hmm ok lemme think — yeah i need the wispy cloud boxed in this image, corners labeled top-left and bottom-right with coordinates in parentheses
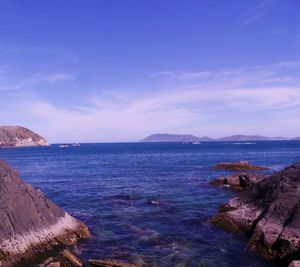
top-left (7, 85), bottom-right (300, 142)
top-left (30, 73), bottom-right (74, 83)
top-left (151, 61), bottom-right (300, 86)
top-left (0, 72), bottom-right (74, 91)
top-left (1, 61), bottom-right (299, 142)
top-left (239, 0), bottom-right (275, 28)
top-left (150, 70), bottom-right (212, 81)
top-left (240, 12), bottom-right (266, 27)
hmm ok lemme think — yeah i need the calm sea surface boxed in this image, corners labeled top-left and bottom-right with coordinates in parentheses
top-left (1, 141), bottom-right (300, 267)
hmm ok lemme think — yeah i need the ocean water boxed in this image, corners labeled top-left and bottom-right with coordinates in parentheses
top-left (1, 141), bottom-right (300, 267)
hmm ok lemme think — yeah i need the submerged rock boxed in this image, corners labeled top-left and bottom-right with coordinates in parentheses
top-left (211, 162), bottom-right (300, 265)
top-left (89, 259), bottom-right (142, 267)
top-left (214, 161), bottom-right (268, 171)
top-left (0, 126), bottom-right (49, 147)
top-left (0, 160), bottom-right (90, 267)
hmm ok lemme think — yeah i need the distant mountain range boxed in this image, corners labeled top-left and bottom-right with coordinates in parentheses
top-left (140, 133), bottom-right (296, 142)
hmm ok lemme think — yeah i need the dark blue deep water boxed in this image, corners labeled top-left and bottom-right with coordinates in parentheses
top-left (1, 141), bottom-right (300, 267)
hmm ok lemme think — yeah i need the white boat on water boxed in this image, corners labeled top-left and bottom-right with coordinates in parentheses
top-left (183, 141), bottom-right (201, 145)
top-left (59, 144), bottom-right (69, 148)
top-left (72, 143), bottom-right (80, 147)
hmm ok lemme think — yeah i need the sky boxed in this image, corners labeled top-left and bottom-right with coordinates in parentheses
top-left (0, 0), bottom-right (299, 143)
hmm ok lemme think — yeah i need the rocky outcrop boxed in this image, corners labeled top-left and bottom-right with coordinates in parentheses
top-left (214, 161), bottom-right (268, 171)
top-left (211, 162), bottom-right (300, 265)
top-left (0, 126), bottom-right (48, 147)
top-left (210, 172), bottom-right (267, 190)
top-left (0, 160), bottom-right (90, 267)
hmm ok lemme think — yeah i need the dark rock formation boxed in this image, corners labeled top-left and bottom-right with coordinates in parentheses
top-left (214, 161), bottom-right (268, 171)
top-left (0, 160), bottom-right (90, 267)
top-left (0, 126), bottom-right (49, 147)
top-left (89, 259), bottom-right (142, 267)
top-left (210, 172), bottom-right (267, 190)
top-left (211, 162), bottom-right (300, 265)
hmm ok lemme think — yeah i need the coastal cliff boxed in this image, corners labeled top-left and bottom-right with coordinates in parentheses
top-left (211, 162), bottom-right (300, 265)
top-left (0, 160), bottom-right (90, 267)
top-left (0, 126), bottom-right (48, 147)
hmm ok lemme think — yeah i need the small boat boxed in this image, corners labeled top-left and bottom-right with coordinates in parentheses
top-left (59, 144), bottom-right (69, 148)
top-left (183, 141), bottom-right (201, 144)
top-left (72, 143), bottom-right (80, 147)
top-left (192, 141), bottom-right (201, 145)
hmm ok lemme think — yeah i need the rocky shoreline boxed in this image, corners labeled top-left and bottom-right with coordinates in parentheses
top-left (210, 161), bottom-right (300, 266)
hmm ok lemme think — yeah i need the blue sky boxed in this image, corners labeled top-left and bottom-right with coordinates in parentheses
top-left (0, 0), bottom-right (299, 142)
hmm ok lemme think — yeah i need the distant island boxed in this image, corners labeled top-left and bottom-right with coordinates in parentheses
top-left (140, 133), bottom-right (211, 143)
top-left (0, 126), bottom-right (48, 147)
top-left (140, 133), bottom-right (296, 142)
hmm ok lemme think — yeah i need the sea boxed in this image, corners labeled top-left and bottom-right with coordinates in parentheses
top-left (0, 141), bottom-right (300, 267)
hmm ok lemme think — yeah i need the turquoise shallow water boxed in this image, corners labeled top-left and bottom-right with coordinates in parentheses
top-left (1, 141), bottom-right (300, 267)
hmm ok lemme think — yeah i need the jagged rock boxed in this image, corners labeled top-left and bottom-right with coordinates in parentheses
top-left (38, 257), bottom-right (60, 267)
top-left (214, 161), bottom-right (268, 171)
top-left (0, 126), bottom-right (49, 147)
top-left (89, 259), bottom-right (142, 267)
top-left (0, 160), bottom-right (90, 267)
top-left (38, 250), bottom-right (83, 267)
top-left (58, 250), bottom-right (83, 267)
top-left (210, 172), bottom-right (267, 190)
top-left (211, 162), bottom-right (300, 264)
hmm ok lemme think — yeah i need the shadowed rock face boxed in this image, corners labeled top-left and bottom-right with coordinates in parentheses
top-left (0, 160), bottom-right (90, 267)
top-left (0, 126), bottom-right (48, 147)
top-left (211, 162), bottom-right (300, 264)
top-left (210, 172), bottom-right (268, 190)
